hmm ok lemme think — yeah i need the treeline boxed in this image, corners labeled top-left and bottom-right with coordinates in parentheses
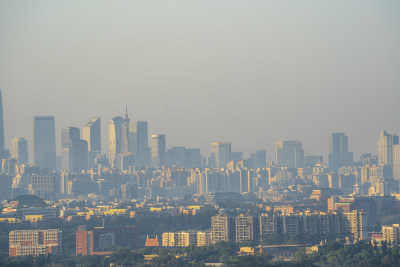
top-left (294, 241), bottom-right (400, 267)
top-left (3, 241), bottom-right (400, 266)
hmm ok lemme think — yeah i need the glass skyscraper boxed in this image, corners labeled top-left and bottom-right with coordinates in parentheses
top-left (34, 116), bottom-right (56, 170)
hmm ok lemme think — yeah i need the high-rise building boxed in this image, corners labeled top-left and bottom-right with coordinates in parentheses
top-left (61, 127), bottom-right (88, 172)
top-left (121, 108), bottom-right (130, 154)
top-left (275, 141), bottom-right (304, 168)
top-left (259, 213), bottom-right (278, 244)
top-left (239, 169), bottom-right (252, 194)
top-left (28, 174), bottom-right (56, 199)
top-left (250, 150), bottom-right (267, 169)
top-left (109, 116), bottom-right (124, 167)
top-left (393, 145), bottom-right (400, 181)
top-left (151, 134), bottom-right (166, 167)
top-left (11, 138), bottom-right (28, 164)
top-left (34, 116), bottom-right (56, 170)
top-left (382, 224), bottom-right (400, 245)
top-left (184, 148), bottom-right (201, 168)
top-left (129, 121), bottom-right (149, 167)
top-left (62, 127), bottom-right (80, 148)
top-left (0, 174), bottom-right (13, 200)
top-left (83, 117), bottom-right (101, 168)
top-left (82, 117), bottom-right (101, 153)
top-left (235, 214), bottom-right (256, 243)
top-left (9, 229), bottom-right (62, 257)
top-left (167, 146), bottom-right (185, 166)
top-left (210, 142), bottom-right (231, 168)
top-left (211, 214), bottom-right (235, 244)
top-left (328, 133), bottom-right (353, 172)
top-left (231, 152), bottom-right (243, 162)
top-left (378, 130), bottom-right (399, 166)
top-left (114, 152), bottom-right (135, 171)
top-left (343, 210), bottom-right (368, 241)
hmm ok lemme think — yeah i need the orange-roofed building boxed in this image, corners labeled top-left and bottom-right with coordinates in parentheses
top-left (145, 236), bottom-right (159, 247)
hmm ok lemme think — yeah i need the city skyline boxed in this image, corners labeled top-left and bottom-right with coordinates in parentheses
top-left (1, 2), bottom-right (400, 264)
top-left (0, 99), bottom-right (399, 162)
top-left (1, 1), bottom-right (399, 160)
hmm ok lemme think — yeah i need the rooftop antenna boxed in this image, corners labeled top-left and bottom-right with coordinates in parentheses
top-left (125, 104), bottom-right (128, 120)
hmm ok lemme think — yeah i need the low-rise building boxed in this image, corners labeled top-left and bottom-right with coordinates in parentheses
top-left (9, 229), bottom-right (62, 256)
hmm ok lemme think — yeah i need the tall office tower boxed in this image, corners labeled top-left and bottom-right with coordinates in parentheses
top-left (11, 138), bottom-right (28, 164)
top-left (250, 150), bottom-right (267, 169)
top-left (129, 121), bottom-right (149, 167)
top-left (378, 130), bottom-right (399, 166)
top-left (82, 117), bottom-right (101, 153)
top-left (151, 134), bottom-right (166, 167)
top-left (61, 127), bottom-right (79, 170)
top-left (275, 141), bottom-right (304, 168)
top-left (235, 214), bottom-right (256, 244)
top-left (210, 142), bottom-right (232, 168)
top-left (393, 145), bottom-right (400, 181)
top-left (211, 214), bottom-right (235, 244)
top-left (184, 148), bottom-right (201, 168)
top-left (34, 116), bottom-right (56, 170)
top-left (167, 146), bottom-right (185, 166)
top-left (61, 127), bottom-right (88, 172)
top-left (231, 152), bottom-right (243, 162)
top-left (109, 116), bottom-right (124, 166)
top-left (61, 127), bottom-right (80, 148)
top-left (83, 117), bottom-right (101, 168)
top-left (328, 133), bottom-right (353, 172)
top-left (70, 140), bottom-right (88, 172)
top-left (121, 108), bottom-right (130, 154)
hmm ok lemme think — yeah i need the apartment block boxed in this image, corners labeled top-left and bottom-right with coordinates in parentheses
top-left (9, 229), bottom-right (62, 256)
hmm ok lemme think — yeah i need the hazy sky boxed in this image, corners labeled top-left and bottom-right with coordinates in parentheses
top-left (0, 1), bottom-right (399, 161)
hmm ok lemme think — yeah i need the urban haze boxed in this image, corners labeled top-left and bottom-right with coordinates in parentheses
top-left (0, 1), bottom-right (400, 266)
top-left (1, 1), bottom-right (399, 160)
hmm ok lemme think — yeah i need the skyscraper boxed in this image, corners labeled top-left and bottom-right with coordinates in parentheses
top-left (61, 127), bottom-right (88, 172)
top-left (275, 141), bottom-right (304, 168)
top-left (393, 144), bottom-right (400, 181)
top-left (82, 117), bottom-right (101, 153)
top-left (250, 150), bottom-right (267, 169)
top-left (34, 116), bottom-right (56, 170)
top-left (151, 134), bottom-right (166, 167)
top-left (61, 127), bottom-right (80, 148)
top-left (121, 108), bottom-right (130, 154)
top-left (378, 130), bottom-right (399, 166)
top-left (11, 138), bottom-right (28, 164)
top-left (210, 142), bottom-right (231, 168)
top-left (167, 146), bottom-right (185, 166)
top-left (328, 133), bottom-right (353, 172)
top-left (61, 127), bottom-right (79, 171)
top-left (109, 116), bottom-right (124, 167)
top-left (184, 148), bottom-right (201, 168)
top-left (128, 121), bottom-right (149, 167)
